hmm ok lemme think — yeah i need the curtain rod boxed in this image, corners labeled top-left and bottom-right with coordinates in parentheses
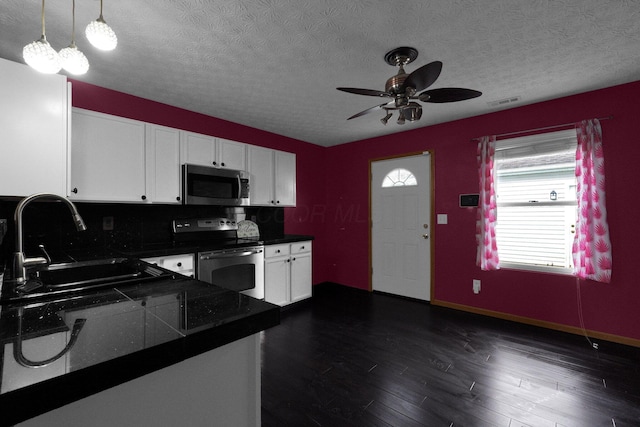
top-left (470, 115), bottom-right (613, 142)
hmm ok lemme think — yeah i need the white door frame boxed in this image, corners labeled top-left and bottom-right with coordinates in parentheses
top-left (369, 151), bottom-right (435, 299)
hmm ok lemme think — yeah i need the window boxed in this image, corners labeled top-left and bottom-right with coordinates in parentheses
top-left (495, 129), bottom-right (577, 273)
top-left (382, 168), bottom-right (417, 187)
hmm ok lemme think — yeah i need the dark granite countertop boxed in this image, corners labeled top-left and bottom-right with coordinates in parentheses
top-left (0, 275), bottom-right (280, 426)
top-left (116, 234), bottom-right (315, 258)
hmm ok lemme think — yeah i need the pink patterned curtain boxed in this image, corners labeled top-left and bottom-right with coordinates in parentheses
top-left (573, 119), bottom-right (612, 283)
top-left (476, 135), bottom-right (500, 270)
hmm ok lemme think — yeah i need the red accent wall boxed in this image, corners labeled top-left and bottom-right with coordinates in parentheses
top-left (71, 78), bottom-right (640, 343)
top-left (324, 80), bottom-right (640, 343)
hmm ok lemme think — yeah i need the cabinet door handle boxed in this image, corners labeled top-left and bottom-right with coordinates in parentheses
top-left (176, 196), bottom-right (181, 201)
top-left (141, 195), bottom-right (147, 200)
top-left (72, 188), bottom-right (78, 194)
top-left (292, 257), bottom-right (296, 261)
top-left (213, 161), bottom-right (217, 166)
top-left (177, 262), bottom-right (182, 267)
top-left (221, 162), bottom-right (225, 167)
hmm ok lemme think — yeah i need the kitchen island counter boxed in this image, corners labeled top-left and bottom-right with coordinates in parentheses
top-left (0, 276), bottom-right (280, 426)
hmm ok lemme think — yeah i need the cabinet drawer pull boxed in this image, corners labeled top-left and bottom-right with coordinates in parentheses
top-left (177, 262), bottom-right (182, 267)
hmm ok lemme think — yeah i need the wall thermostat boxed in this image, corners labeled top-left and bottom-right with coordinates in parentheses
top-left (459, 194), bottom-right (479, 207)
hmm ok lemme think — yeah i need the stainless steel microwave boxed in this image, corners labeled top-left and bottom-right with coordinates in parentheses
top-left (182, 164), bottom-right (250, 206)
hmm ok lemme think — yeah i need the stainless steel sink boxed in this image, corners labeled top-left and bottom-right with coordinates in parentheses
top-left (5, 258), bottom-right (175, 302)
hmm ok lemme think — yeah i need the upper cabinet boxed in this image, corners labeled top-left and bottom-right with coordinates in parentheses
top-left (67, 108), bottom-right (294, 206)
top-left (181, 132), bottom-right (246, 171)
top-left (247, 146), bottom-right (296, 206)
top-left (0, 58), bottom-right (69, 197)
top-left (145, 124), bottom-right (181, 203)
top-left (69, 109), bottom-right (147, 203)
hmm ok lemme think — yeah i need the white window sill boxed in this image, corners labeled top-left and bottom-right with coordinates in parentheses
top-left (498, 262), bottom-right (574, 276)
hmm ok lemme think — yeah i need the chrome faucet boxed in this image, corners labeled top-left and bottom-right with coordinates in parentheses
top-left (12, 193), bottom-right (87, 284)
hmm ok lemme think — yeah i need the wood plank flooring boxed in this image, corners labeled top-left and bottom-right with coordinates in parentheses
top-left (260, 283), bottom-right (640, 427)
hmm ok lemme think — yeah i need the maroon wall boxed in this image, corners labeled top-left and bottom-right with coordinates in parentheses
top-left (71, 78), bottom-right (640, 344)
top-left (70, 80), bottom-right (329, 285)
top-left (324, 81), bottom-right (640, 344)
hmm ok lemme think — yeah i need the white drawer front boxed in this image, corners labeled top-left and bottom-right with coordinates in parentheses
top-left (265, 244), bottom-right (290, 258)
top-left (163, 254), bottom-right (194, 271)
top-left (291, 241), bottom-right (311, 254)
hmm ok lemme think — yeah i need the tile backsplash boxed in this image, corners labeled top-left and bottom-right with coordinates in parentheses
top-left (0, 201), bottom-right (284, 265)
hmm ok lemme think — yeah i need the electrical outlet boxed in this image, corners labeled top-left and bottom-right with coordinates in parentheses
top-left (473, 279), bottom-right (481, 294)
top-left (102, 216), bottom-right (114, 231)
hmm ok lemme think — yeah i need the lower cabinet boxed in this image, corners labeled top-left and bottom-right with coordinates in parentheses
top-left (142, 254), bottom-right (195, 278)
top-left (264, 241), bottom-right (312, 306)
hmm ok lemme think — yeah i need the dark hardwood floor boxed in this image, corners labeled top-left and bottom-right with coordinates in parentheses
top-left (260, 283), bottom-right (640, 427)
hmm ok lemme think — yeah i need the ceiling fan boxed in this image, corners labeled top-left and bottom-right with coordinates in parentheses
top-left (337, 47), bottom-right (482, 125)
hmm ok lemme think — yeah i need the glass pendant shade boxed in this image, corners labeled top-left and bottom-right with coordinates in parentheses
top-left (23, 35), bottom-right (61, 74)
top-left (85, 17), bottom-right (117, 51)
top-left (59, 43), bottom-right (89, 75)
top-left (60, 0), bottom-right (89, 75)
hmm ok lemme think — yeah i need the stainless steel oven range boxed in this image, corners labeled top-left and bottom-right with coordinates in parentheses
top-left (172, 218), bottom-right (264, 299)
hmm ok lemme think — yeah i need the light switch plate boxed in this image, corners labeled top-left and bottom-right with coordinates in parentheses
top-left (437, 214), bottom-right (448, 224)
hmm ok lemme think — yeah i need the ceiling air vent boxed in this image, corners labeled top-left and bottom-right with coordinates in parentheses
top-left (487, 96), bottom-right (521, 108)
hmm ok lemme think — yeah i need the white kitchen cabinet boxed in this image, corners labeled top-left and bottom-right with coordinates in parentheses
top-left (247, 146), bottom-right (296, 206)
top-left (180, 132), bottom-right (246, 170)
top-left (264, 241), bottom-right (312, 306)
top-left (180, 132), bottom-right (216, 167)
top-left (217, 137), bottom-right (247, 170)
top-left (142, 253), bottom-right (195, 278)
top-left (247, 145), bottom-right (275, 205)
top-left (275, 150), bottom-right (296, 206)
top-left (0, 58), bottom-right (69, 197)
top-left (69, 109), bottom-right (147, 202)
top-left (145, 124), bottom-right (181, 204)
top-left (290, 242), bottom-right (312, 302)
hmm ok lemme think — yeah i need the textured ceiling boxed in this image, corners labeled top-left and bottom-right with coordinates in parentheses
top-left (1, 0), bottom-right (640, 147)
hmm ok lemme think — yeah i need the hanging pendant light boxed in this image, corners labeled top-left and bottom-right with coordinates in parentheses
top-left (59, 0), bottom-right (89, 75)
top-left (85, 0), bottom-right (117, 51)
top-left (23, 0), bottom-right (61, 74)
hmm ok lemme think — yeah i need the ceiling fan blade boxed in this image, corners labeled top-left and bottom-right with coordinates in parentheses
top-left (402, 61), bottom-right (442, 92)
top-left (419, 88), bottom-right (482, 103)
top-left (347, 102), bottom-right (393, 120)
top-left (337, 87), bottom-right (391, 97)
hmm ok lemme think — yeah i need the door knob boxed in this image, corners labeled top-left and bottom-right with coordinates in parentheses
top-left (422, 234), bottom-right (429, 239)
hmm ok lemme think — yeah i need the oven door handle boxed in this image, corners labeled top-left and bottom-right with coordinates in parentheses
top-left (201, 249), bottom-right (263, 260)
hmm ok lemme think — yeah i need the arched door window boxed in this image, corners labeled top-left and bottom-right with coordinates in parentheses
top-left (381, 168), bottom-right (418, 187)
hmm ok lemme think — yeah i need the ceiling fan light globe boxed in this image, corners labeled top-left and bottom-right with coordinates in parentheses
top-left (85, 18), bottom-right (117, 51)
top-left (23, 36), bottom-right (62, 74)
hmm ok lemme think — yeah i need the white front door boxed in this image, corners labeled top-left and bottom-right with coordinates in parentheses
top-left (371, 153), bottom-right (432, 301)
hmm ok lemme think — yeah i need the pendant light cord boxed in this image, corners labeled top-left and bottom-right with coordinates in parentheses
top-left (40, 0), bottom-right (46, 37)
top-left (71, 0), bottom-right (76, 44)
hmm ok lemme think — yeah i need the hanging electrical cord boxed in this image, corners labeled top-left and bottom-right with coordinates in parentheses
top-left (575, 277), bottom-right (600, 354)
